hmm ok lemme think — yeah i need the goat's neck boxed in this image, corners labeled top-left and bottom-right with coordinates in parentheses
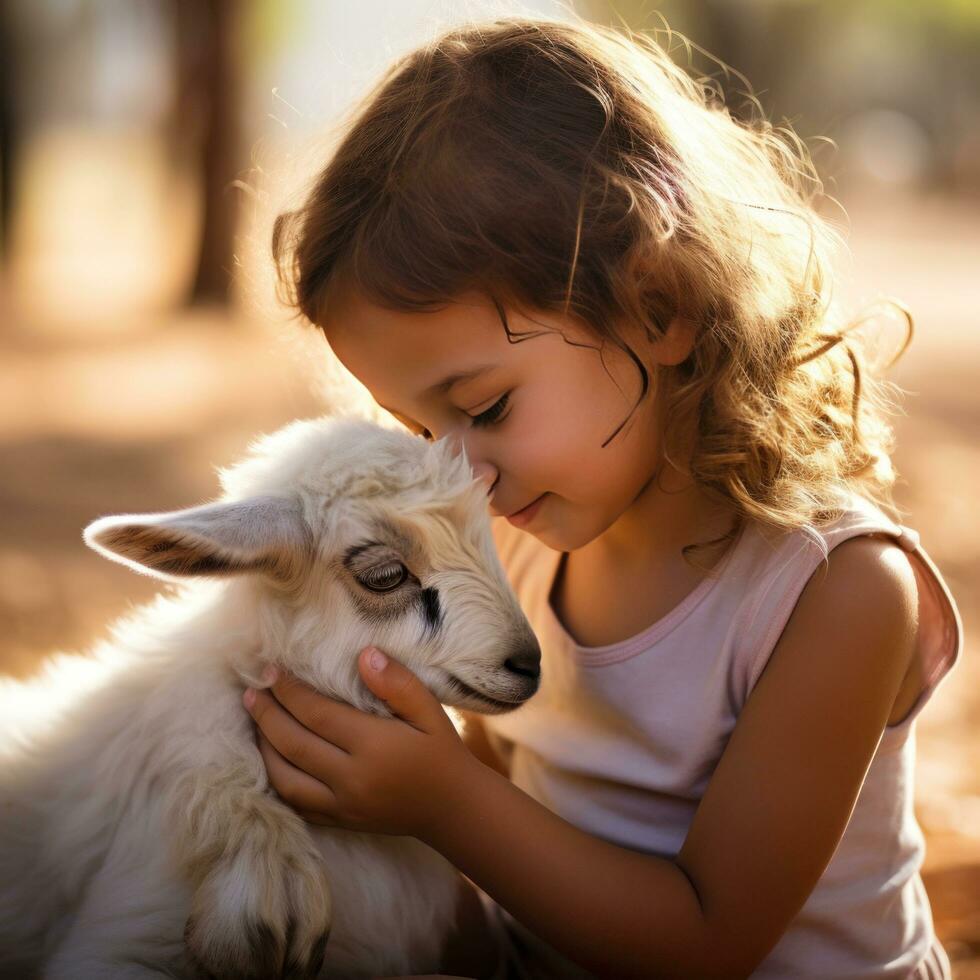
top-left (148, 578), bottom-right (384, 717)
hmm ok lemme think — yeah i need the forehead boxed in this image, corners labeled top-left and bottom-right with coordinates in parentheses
top-left (323, 284), bottom-right (514, 394)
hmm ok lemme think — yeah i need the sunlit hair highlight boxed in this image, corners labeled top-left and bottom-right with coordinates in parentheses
top-left (272, 15), bottom-right (913, 570)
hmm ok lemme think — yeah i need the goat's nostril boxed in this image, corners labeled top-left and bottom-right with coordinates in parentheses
top-left (504, 644), bottom-right (541, 680)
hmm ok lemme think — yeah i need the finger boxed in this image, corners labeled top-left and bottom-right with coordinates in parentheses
top-left (257, 730), bottom-right (339, 815)
top-left (267, 669), bottom-right (373, 751)
top-left (358, 647), bottom-right (448, 733)
top-left (247, 686), bottom-right (350, 783)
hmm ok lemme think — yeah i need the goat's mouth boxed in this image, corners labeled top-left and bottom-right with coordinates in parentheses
top-left (444, 673), bottom-right (527, 712)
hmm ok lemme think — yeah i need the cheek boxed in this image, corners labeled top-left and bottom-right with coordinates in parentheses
top-left (505, 410), bottom-right (615, 499)
top-left (507, 359), bottom-right (660, 492)
top-left (567, 396), bottom-right (663, 498)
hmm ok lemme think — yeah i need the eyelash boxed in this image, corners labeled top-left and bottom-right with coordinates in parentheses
top-left (414, 393), bottom-right (511, 440)
top-left (470, 392), bottom-right (510, 429)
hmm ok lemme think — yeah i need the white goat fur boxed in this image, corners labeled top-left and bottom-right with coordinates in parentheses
top-left (0, 415), bottom-right (540, 979)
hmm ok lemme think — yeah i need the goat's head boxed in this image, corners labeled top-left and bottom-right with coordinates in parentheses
top-left (83, 416), bottom-right (541, 716)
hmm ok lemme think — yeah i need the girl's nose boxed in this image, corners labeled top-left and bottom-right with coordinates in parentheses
top-left (469, 460), bottom-right (498, 494)
top-left (445, 430), bottom-right (498, 495)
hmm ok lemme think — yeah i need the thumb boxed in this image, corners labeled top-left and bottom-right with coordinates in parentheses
top-left (358, 647), bottom-right (442, 729)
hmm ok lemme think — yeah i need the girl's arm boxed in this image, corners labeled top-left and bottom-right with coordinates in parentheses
top-left (422, 535), bottom-right (919, 979)
top-left (438, 873), bottom-right (505, 978)
top-left (457, 709), bottom-right (510, 779)
top-left (246, 535), bottom-right (917, 979)
top-left (437, 722), bottom-right (507, 976)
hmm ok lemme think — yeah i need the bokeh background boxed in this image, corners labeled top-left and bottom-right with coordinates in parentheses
top-left (2, 0), bottom-right (978, 973)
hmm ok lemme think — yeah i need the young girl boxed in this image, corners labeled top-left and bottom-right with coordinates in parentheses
top-left (243, 16), bottom-right (962, 979)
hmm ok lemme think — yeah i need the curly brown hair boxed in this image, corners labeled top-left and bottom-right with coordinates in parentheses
top-left (271, 15), bottom-right (913, 570)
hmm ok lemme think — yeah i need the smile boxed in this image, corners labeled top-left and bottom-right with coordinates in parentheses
top-left (506, 493), bottom-right (547, 528)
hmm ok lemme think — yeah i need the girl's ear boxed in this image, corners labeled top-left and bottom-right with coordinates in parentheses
top-left (83, 496), bottom-right (310, 583)
top-left (650, 316), bottom-right (697, 367)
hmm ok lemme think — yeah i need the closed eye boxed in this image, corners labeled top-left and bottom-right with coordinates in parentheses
top-left (470, 393), bottom-right (510, 428)
top-left (385, 393), bottom-right (510, 440)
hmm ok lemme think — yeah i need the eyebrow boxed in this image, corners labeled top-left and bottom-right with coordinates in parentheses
top-left (425, 363), bottom-right (496, 396)
top-left (378, 363), bottom-right (496, 415)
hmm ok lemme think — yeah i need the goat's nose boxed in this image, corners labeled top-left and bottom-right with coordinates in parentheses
top-left (504, 640), bottom-right (541, 680)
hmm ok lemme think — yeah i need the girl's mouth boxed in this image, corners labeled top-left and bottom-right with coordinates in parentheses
top-left (506, 493), bottom-right (547, 527)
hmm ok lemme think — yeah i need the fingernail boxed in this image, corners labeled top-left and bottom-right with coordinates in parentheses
top-left (243, 687), bottom-right (256, 709)
top-left (261, 664), bottom-right (278, 685)
top-left (368, 647), bottom-right (387, 671)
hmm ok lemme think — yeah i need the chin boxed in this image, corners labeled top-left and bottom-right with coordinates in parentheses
top-left (527, 523), bottom-right (593, 554)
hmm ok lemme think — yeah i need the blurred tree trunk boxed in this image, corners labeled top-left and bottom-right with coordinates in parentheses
top-left (169, 0), bottom-right (243, 307)
top-left (0, 0), bottom-right (16, 259)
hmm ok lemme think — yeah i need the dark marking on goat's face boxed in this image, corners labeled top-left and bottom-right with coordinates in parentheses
top-left (339, 540), bottom-right (420, 624)
top-left (343, 582), bottom-right (421, 626)
top-left (334, 513), bottom-right (461, 642)
top-left (418, 587), bottom-right (442, 637)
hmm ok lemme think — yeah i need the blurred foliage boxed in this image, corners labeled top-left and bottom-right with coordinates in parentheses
top-left (606, 0), bottom-right (980, 36)
top-left (242, 0), bottom-right (303, 69)
top-left (865, 0), bottom-right (980, 34)
top-left (592, 0), bottom-right (980, 197)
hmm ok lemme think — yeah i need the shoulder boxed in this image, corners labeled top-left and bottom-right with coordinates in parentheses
top-left (758, 532), bottom-right (918, 717)
top-left (807, 533), bottom-right (918, 637)
top-left (818, 528), bottom-right (917, 585)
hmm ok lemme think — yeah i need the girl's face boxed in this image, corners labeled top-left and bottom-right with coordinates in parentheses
top-left (323, 282), bottom-right (694, 553)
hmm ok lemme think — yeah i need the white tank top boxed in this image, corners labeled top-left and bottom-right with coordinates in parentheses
top-left (480, 489), bottom-right (962, 979)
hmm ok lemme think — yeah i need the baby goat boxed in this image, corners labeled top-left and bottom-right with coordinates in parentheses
top-left (0, 415), bottom-right (540, 979)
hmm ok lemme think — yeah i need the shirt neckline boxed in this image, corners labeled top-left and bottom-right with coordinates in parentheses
top-left (539, 520), bottom-right (752, 666)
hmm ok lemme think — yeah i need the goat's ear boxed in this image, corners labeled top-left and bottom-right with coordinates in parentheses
top-left (83, 496), bottom-right (309, 582)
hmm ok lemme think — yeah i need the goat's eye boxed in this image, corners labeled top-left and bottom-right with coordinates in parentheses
top-left (357, 562), bottom-right (408, 593)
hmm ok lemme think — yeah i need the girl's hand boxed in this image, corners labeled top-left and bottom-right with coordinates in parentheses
top-left (242, 647), bottom-right (480, 841)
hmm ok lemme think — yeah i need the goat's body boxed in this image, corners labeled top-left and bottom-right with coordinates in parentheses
top-left (0, 642), bottom-right (198, 977)
top-left (0, 583), bottom-right (458, 979)
top-left (0, 417), bottom-right (539, 977)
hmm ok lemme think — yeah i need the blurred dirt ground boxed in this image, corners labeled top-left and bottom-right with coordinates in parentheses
top-left (1, 190), bottom-right (978, 975)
